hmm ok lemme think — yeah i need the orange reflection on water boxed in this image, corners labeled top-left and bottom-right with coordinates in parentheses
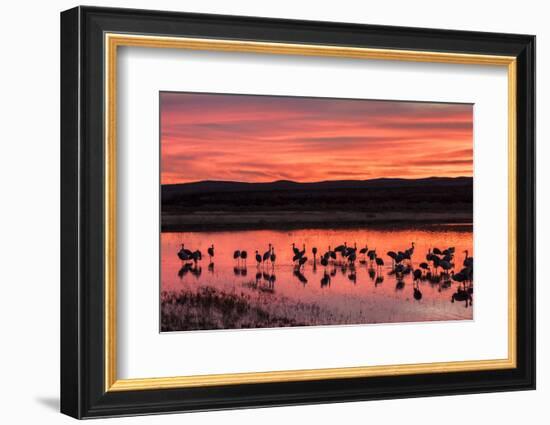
top-left (161, 226), bottom-right (473, 330)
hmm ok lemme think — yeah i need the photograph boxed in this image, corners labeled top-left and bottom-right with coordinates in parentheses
top-left (58, 4), bottom-right (536, 419)
top-left (160, 92), bottom-right (475, 332)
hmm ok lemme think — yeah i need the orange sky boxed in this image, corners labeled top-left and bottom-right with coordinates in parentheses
top-left (160, 92), bottom-right (472, 184)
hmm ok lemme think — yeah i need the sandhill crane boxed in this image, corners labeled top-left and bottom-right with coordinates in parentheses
top-left (387, 251), bottom-right (397, 268)
top-left (270, 247), bottom-right (276, 268)
top-left (240, 250), bottom-right (248, 265)
top-left (263, 244), bottom-right (272, 265)
top-left (367, 249), bottom-right (376, 266)
top-left (345, 242), bottom-right (357, 257)
top-left (177, 249), bottom-right (189, 262)
top-left (359, 245), bottom-right (368, 259)
top-left (207, 244), bottom-right (214, 262)
top-left (312, 247), bottom-right (318, 263)
top-left (178, 244), bottom-right (193, 261)
top-left (192, 250), bottom-right (202, 264)
top-left (328, 245), bottom-right (336, 261)
top-left (463, 250), bottom-right (473, 268)
top-left (395, 264), bottom-right (406, 276)
top-left (452, 270), bottom-right (467, 284)
top-left (439, 260), bottom-right (452, 277)
top-left (334, 243), bottom-right (346, 253)
top-left (255, 250), bottom-right (262, 267)
top-left (442, 252), bottom-right (453, 263)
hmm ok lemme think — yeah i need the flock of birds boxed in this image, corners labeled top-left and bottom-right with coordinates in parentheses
top-left (176, 241), bottom-right (474, 304)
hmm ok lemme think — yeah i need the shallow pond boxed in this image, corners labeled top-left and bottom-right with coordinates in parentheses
top-left (161, 226), bottom-right (473, 331)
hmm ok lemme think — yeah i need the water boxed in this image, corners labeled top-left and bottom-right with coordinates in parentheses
top-left (161, 226), bottom-right (473, 331)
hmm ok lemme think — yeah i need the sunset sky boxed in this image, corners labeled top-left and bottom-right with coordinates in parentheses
top-left (160, 92), bottom-right (473, 184)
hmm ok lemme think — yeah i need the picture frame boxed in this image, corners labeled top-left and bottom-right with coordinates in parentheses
top-left (60, 5), bottom-right (535, 419)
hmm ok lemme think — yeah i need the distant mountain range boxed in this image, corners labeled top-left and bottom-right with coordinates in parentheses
top-left (162, 177), bottom-right (472, 198)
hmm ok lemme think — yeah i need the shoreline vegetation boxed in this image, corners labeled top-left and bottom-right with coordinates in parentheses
top-left (161, 286), bottom-right (325, 331)
top-left (160, 281), bottom-right (471, 332)
top-left (161, 177), bottom-right (473, 232)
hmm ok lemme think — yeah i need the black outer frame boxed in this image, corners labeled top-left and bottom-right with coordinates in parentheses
top-left (60, 6), bottom-right (535, 419)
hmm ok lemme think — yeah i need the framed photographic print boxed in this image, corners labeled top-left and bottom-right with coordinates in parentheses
top-left (60, 6), bottom-right (535, 419)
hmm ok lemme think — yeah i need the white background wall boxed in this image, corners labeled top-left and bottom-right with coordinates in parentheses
top-left (0, 0), bottom-right (545, 423)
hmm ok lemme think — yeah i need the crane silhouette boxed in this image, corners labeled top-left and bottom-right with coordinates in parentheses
top-left (207, 244), bottom-right (214, 263)
top-left (240, 250), bottom-right (248, 265)
top-left (270, 247), bottom-right (276, 268)
top-left (263, 244), bottom-right (272, 265)
top-left (255, 250), bottom-right (262, 267)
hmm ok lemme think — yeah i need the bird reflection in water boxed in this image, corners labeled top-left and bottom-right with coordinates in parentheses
top-left (347, 266), bottom-right (357, 284)
top-left (451, 284), bottom-right (473, 307)
top-left (320, 270), bottom-right (331, 288)
top-left (233, 264), bottom-right (247, 276)
top-left (293, 268), bottom-right (308, 286)
top-left (249, 270), bottom-right (276, 293)
top-left (413, 282), bottom-right (423, 301)
top-left (178, 263), bottom-right (202, 280)
top-left (171, 236), bottom-right (474, 325)
top-left (368, 268), bottom-right (376, 281)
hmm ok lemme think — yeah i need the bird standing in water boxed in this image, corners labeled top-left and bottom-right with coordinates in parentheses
top-left (270, 247), bottom-right (276, 268)
top-left (263, 243), bottom-right (272, 266)
top-left (178, 244), bottom-right (193, 261)
top-left (255, 250), bottom-right (262, 267)
top-left (207, 244), bottom-right (214, 263)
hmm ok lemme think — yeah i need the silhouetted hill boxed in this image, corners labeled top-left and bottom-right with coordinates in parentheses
top-left (162, 177), bottom-right (472, 200)
top-left (161, 177), bottom-right (473, 231)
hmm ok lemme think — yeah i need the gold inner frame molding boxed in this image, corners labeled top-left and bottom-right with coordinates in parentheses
top-left (104, 33), bottom-right (517, 392)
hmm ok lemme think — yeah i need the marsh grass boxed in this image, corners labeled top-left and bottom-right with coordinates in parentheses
top-left (161, 285), bottom-right (334, 331)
